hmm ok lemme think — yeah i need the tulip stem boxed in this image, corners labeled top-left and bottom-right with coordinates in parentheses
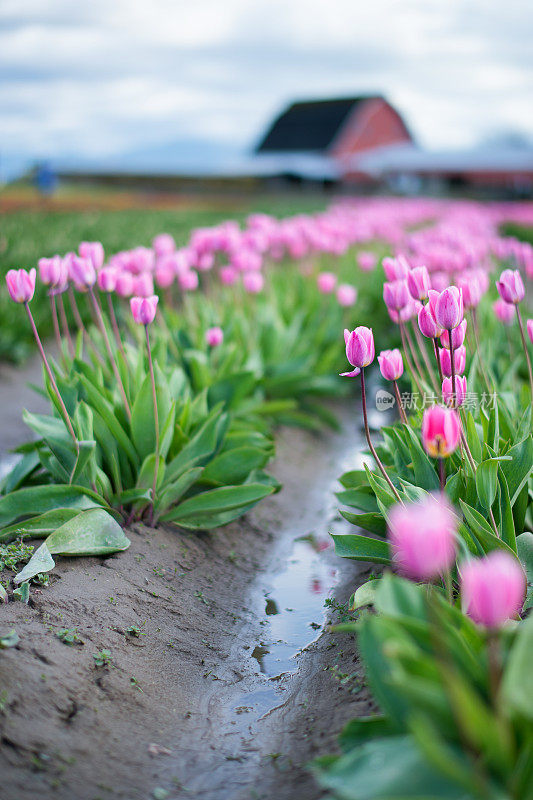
top-left (412, 321), bottom-right (439, 393)
top-left (24, 302), bottom-right (79, 478)
top-left (106, 293), bottom-right (128, 365)
top-left (49, 293), bottom-right (63, 356)
top-left (471, 308), bottom-right (493, 395)
top-left (68, 286), bottom-right (105, 367)
top-left (433, 338), bottom-right (444, 390)
top-left (360, 368), bottom-right (403, 504)
top-left (438, 457), bottom-right (446, 493)
top-left (89, 288), bottom-right (132, 421)
top-left (57, 293), bottom-right (75, 358)
top-left (393, 380), bottom-right (408, 424)
top-left (399, 321), bottom-right (424, 396)
top-left (145, 324), bottom-right (159, 526)
top-left (515, 305), bottom-right (533, 399)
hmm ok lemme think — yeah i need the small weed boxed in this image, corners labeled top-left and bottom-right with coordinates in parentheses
top-left (194, 590), bottom-right (209, 606)
top-left (126, 624), bottom-right (146, 638)
top-left (107, 596), bottom-right (117, 605)
top-left (33, 573), bottom-right (50, 587)
top-left (56, 628), bottom-right (84, 646)
top-left (0, 689), bottom-right (8, 713)
top-left (130, 676), bottom-right (143, 692)
top-left (13, 582), bottom-right (30, 603)
top-left (0, 540), bottom-right (34, 571)
top-left (93, 649), bottom-right (113, 668)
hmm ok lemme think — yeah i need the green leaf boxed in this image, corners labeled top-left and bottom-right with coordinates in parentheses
top-left (403, 425), bottom-right (440, 491)
top-left (331, 534), bottom-right (390, 564)
top-left (497, 470), bottom-right (516, 551)
top-left (0, 630), bottom-right (20, 649)
top-left (40, 508), bottom-right (130, 558)
top-left (336, 488), bottom-right (379, 513)
top-left (0, 508), bottom-right (82, 543)
top-left (14, 542), bottom-right (55, 584)
top-left (160, 483), bottom-right (274, 524)
top-left (374, 573), bottom-right (427, 620)
top-left (502, 614), bottom-right (533, 720)
top-left (131, 370), bottom-right (171, 460)
top-left (459, 500), bottom-right (516, 557)
top-left (201, 447), bottom-right (269, 486)
top-left (350, 580), bottom-right (379, 610)
top-left (315, 733), bottom-right (463, 799)
top-left (500, 435), bottom-right (533, 505)
top-left (164, 407), bottom-right (224, 485)
top-left (475, 459), bottom-right (499, 511)
top-left (517, 532), bottom-right (533, 610)
top-left (339, 715), bottom-right (396, 752)
top-left (154, 467), bottom-right (204, 519)
top-left (0, 485), bottom-right (107, 530)
top-left (0, 452), bottom-right (40, 494)
top-left (13, 582), bottom-right (30, 603)
top-left (79, 374), bottom-right (139, 468)
top-left (340, 510), bottom-right (387, 536)
top-left (464, 411), bottom-right (482, 462)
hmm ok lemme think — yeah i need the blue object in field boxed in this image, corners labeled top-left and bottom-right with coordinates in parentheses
top-left (35, 162), bottom-right (57, 195)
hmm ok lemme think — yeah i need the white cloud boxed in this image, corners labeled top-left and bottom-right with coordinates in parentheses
top-left (0, 0), bottom-right (531, 169)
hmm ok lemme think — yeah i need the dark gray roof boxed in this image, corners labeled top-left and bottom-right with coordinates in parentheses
top-left (256, 96), bottom-right (381, 153)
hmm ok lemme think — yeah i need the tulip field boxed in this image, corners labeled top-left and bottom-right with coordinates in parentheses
top-left (1, 196), bottom-right (533, 799)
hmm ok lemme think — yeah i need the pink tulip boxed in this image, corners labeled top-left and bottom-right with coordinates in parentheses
top-left (130, 295), bottom-right (159, 326)
top-left (496, 269), bottom-right (525, 305)
top-left (341, 327), bottom-right (374, 376)
top-left (382, 255), bottom-right (409, 281)
top-left (97, 267), bottom-right (118, 293)
top-left (220, 266), bottom-right (238, 286)
top-left (205, 326), bottom-right (224, 347)
top-left (155, 263), bottom-right (175, 289)
top-left (242, 272), bottom-right (264, 294)
top-left (493, 298), bottom-right (515, 325)
top-left (79, 241), bottom-right (105, 271)
top-left (115, 271), bottom-right (134, 298)
top-left (442, 375), bottom-right (467, 407)
top-left (407, 266), bottom-right (430, 302)
top-left (69, 255), bottom-right (96, 290)
top-left (418, 302), bottom-right (442, 339)
top-left (383, 279), bottom-right (410, 311)
top-left (422, 405), bottom-right (461, 458)
top-left (357, 252), bottom-right (376, 272)
top-left (378, 349), bottom-right (403, 381)
top-left (337, 284), bottom-right (357, 307)
top-left (133, 273), bottom-right (155, 298)
top-left (440, 319), bottom-right (467, 350)
top-left (152, 233), bottom-right (175, 256)
top-left (38, 256), bottom-right (64, 288)
top-left (460, 552), bottom-right (526, 628)
top-left (439, 345), bottom-right (466, 377)
top-left (6, 268), bottom-right (36, 303)
top-left (178, 270), bottom-right (199, 291)
top-left (317, 272), bottom-right (337, 294)
top-left (435, 286), bottom-right (464, 330)
top-left (456, 272), bottom-right (483, 308)
top-left (388, 494), bottom-right (457, 581)
top-left (527, 319), bottom-right (533, 344)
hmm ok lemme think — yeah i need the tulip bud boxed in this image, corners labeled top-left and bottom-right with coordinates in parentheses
top-left (133, 272), bottom-right (155, 297)
top-left (377, 349), bottom-right (403, 381)
top-left (460, 552), bottom-right (526, 628)
top-left (130, 295), bottom-right (159, 325)
top-left (79, 241), bottom-right (105, 272)
top-left (205, 326), bottom-right (224, 347)
top-left (38, 256), bottom-right (63, 288)
top-left (442, 375), bottom-right (467, 407)
top-left (492, 298), bottom-right (515, 325)
top-left (6, 268), bottom-right (37, 303)
top-left (382, 255), bottom-right (409, 281)
top-left (69, 255), bottom-right (96, 290)
top-left (152, 233), bottom-right (175, 256)
top-left (440, 319), bottom-right (467, 350)
top-left (178, 270), bottom-right (199, 291)
top-left (421, 405), bottom-right (461, 458)
top-left (407, 266), bottom-right (430, 302)
top-left (357, 252), bottom-right (376, 272)
top-left (317, 272), bottom-right (337, 294)
top-left (115, 271), bottom-right (134, 298)
top-left (439, 345), bottom-right (466, 377)
top-left (388, 494), bottom-right (457, 581)
top-left (242, 272), bottom-right (264, 294)
top-left (343, 326), bottom-right (375, 373)
top-left (418, 303), bottom-right (442, 339)
top-left (337, 284), bottom-right (357, 307)
top-left (435, 286), bottom-right (464, 330)
top-left (383, 280), bottom-right (410, 311)
top-left (496, 269), bottom-right (525, 305)
top-left (97, 267), bottom-right (118, 293)
top-left (155, 263), bottom-right (175, 289)
top-left (220, 266), bottom-right (238, 286)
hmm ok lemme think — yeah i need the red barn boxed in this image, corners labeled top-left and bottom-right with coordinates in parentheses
top-left (255, 95), bottom-right (413, 183)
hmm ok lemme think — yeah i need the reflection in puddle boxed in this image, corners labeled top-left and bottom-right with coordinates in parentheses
top-left (252, 536), bottom-right (338, 679)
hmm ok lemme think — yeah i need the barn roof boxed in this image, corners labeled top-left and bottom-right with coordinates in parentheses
top-left (256, 96), bottom-right (382, 153)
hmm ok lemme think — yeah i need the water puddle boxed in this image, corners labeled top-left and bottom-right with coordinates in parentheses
top-left (251, 535), bottom-right (337, 678)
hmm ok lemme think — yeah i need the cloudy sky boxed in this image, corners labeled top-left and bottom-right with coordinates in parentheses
top-left (1, 0), bottom-right (532, 175)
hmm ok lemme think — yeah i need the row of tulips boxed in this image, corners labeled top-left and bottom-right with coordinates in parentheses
top-left (319, 224), bottom-right (533, 799)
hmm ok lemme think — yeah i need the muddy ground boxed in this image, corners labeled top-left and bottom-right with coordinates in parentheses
top-left (0, 363), bottom-right (377, 800)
